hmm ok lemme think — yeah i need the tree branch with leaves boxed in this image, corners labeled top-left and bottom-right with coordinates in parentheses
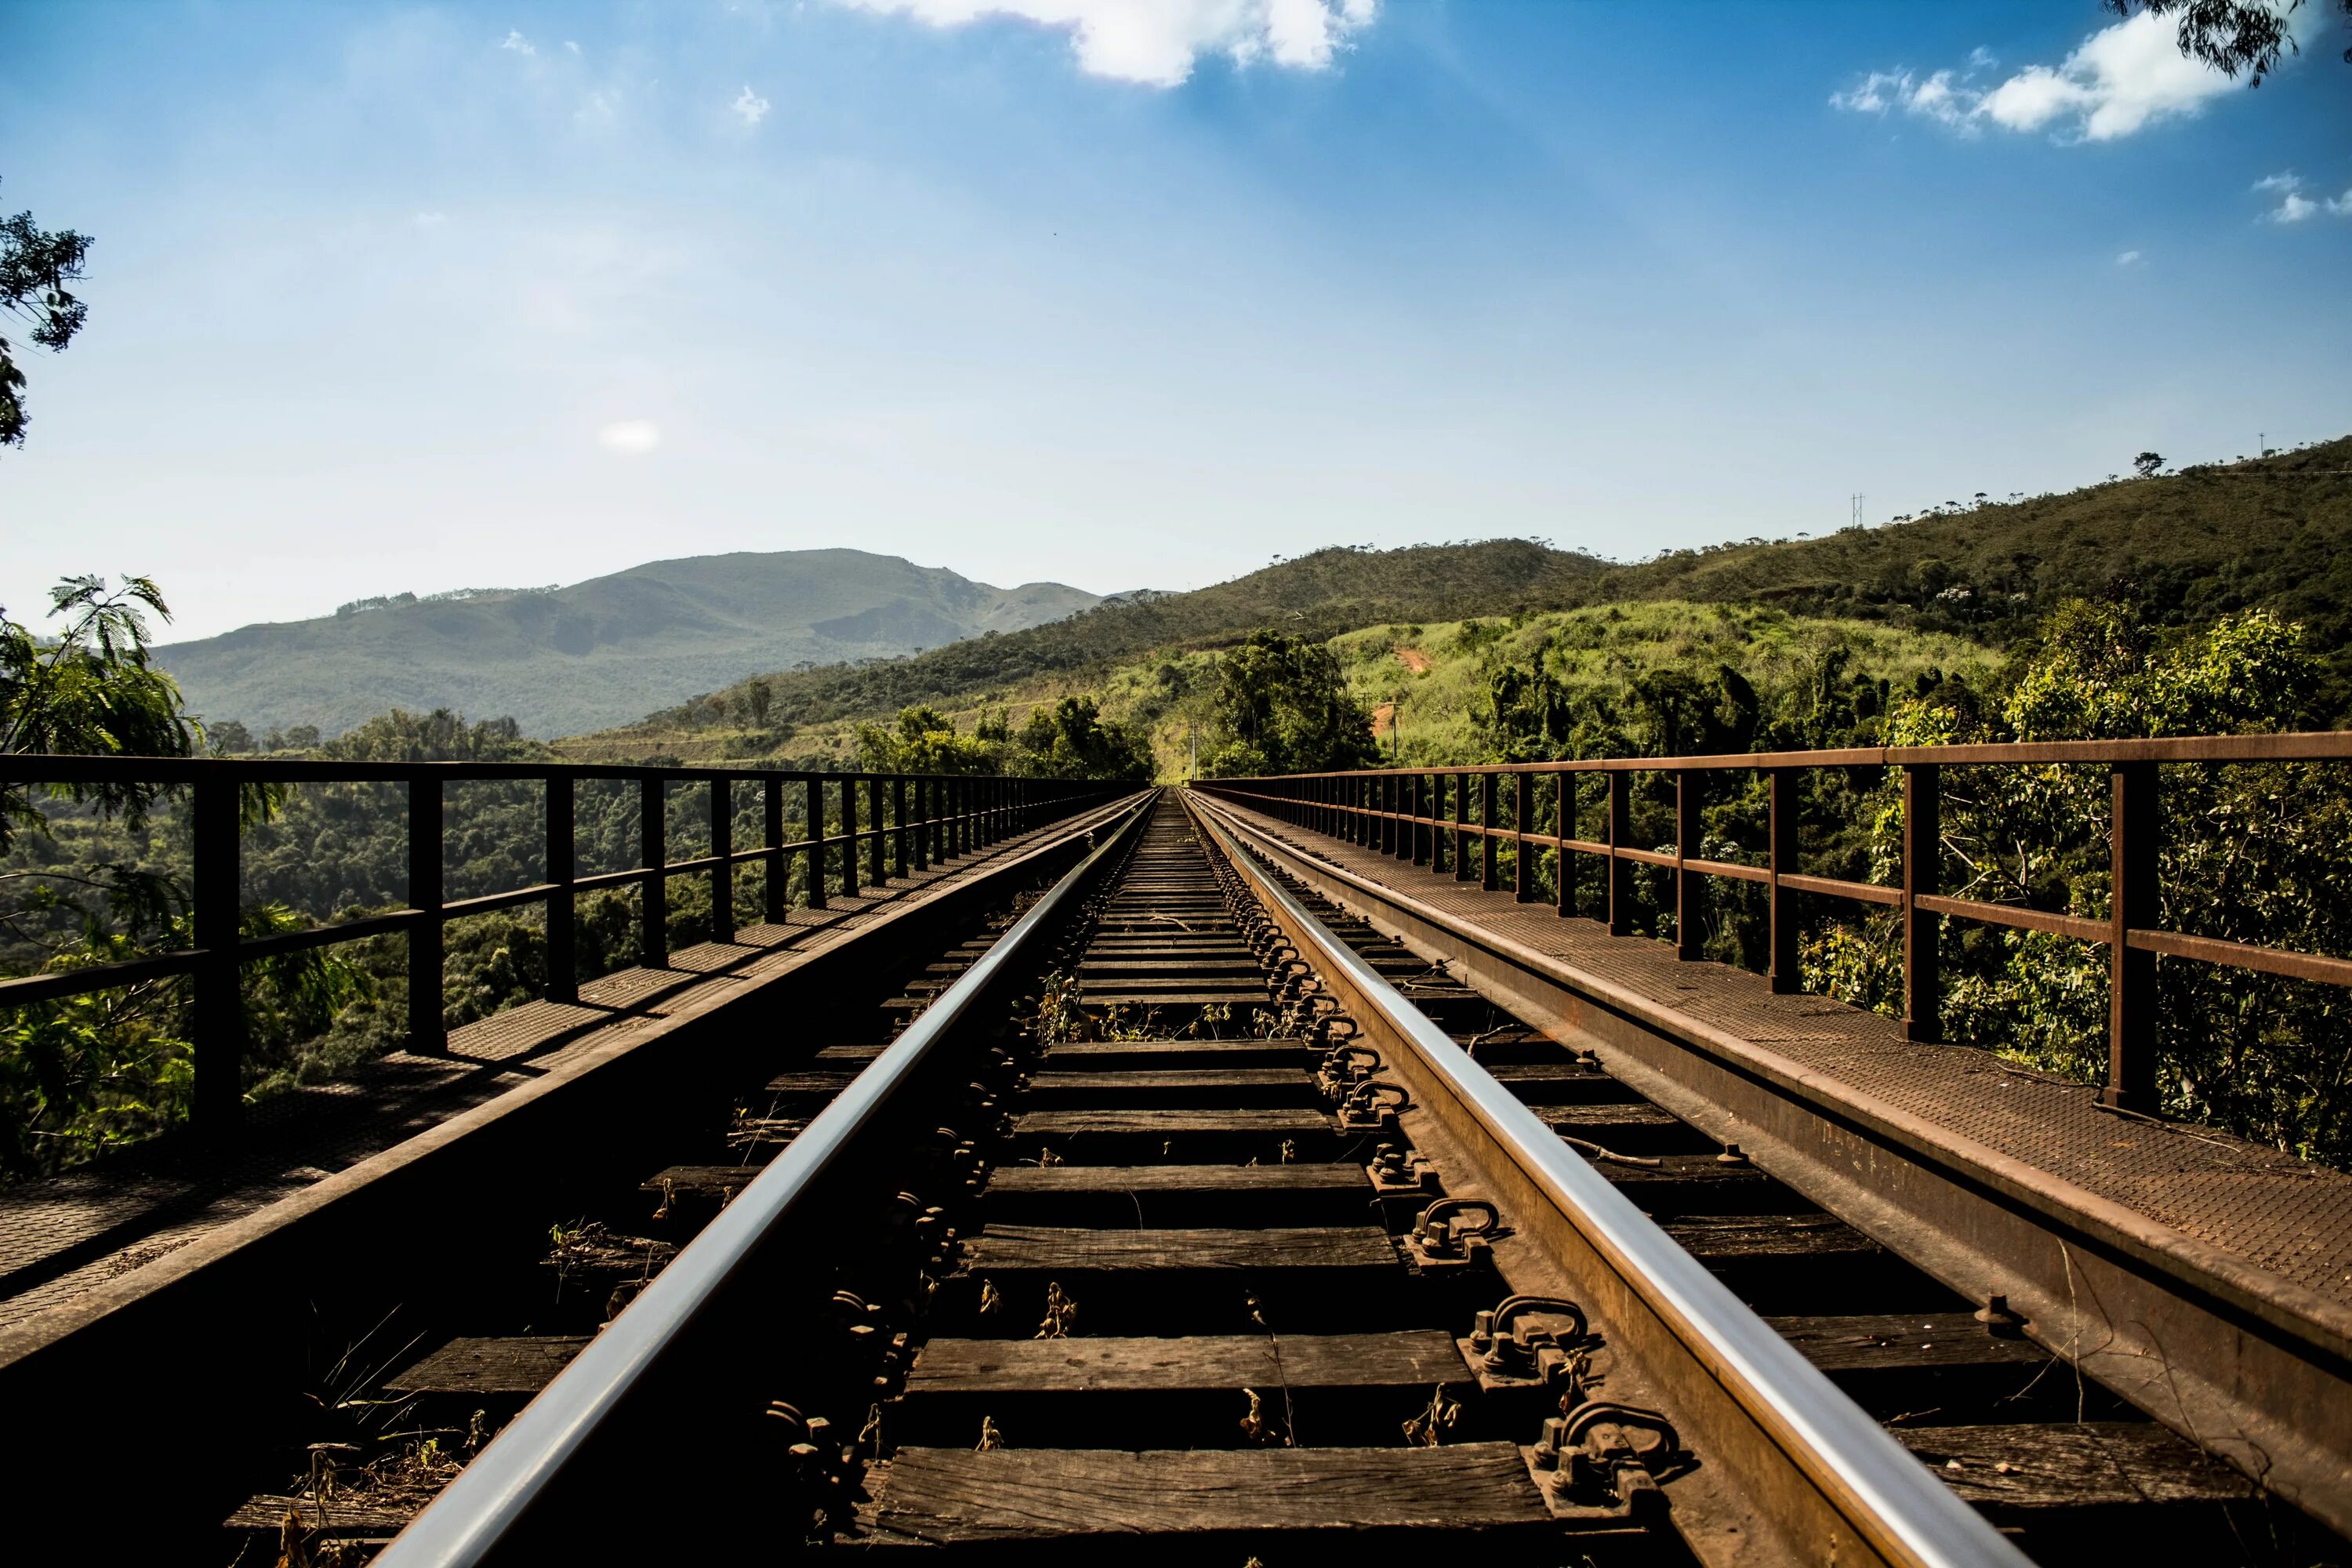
top-left (0, 179), bottom-right (93, 450)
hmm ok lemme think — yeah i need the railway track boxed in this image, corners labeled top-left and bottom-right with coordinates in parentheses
top-left (66, 790), bottom-right (2341, 1563)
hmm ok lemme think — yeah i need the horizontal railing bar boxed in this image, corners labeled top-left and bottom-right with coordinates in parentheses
top-left (2129, 928), bottom-right (2352, 988)
top-left (0, 948), bottom-right (203, 1003)
top-left (1198, 729), bottom-right (2352, 781)
top-left (1914, 895), bottom-right (2107, 945)
top-left (1774, 872), bottom-right (1903, 907)
top-left (439, 886), bottom-right (556, 920)
top-left (0, 755), bottom-right (1109, 786)
top-left (238, 909), bottom-right (423, 956)
top-left (1686, 855), bottom-right (1771, 885)
top-left (570, 866), bottom-right (650, 895)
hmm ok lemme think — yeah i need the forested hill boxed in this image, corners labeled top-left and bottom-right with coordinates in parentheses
top-left (153, 550), bottom-right (1100, 739)
top-left (655, 539), bottom-right (1614, 734)
top-left (620, 438), bottom-right (2352, 742)
top-left (1605, 437), bottom-right (2352, 670)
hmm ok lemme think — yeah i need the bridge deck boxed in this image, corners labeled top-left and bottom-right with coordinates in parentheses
top-left (1211, 797), bottom-right (2352, 1315)
top-left (0, 816), bottom-right (1080, 1334)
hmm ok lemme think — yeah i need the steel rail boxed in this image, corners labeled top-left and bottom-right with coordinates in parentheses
top-left (1189, 797), bottom-right (2029, 1568)
top-left (374, 789), bottom-right (1156, 1568)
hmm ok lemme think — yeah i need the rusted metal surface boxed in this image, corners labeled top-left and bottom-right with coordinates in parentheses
top-left (1203, 728), bottom-right (2352, 1112)
top-left (0, 789), bottom-right (1146, 1555)
top-left (1191, 797), bottom-right (2030, 1568)
top-left (368, 793), bottom-right (1160, 1567)
top-left (1193, 789), bottom-right (2352, 1541)
top-left (0, 750), bottom-right (1121, 1151)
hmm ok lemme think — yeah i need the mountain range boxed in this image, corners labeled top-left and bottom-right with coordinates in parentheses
top-left (153, 550), bottom-right (1101, 738)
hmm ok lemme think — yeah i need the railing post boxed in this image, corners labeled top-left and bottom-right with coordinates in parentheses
top-left (1451, 772), bottom-right (1471, 880)
top-left (1480, 773), bottom-right (1499, 890)
top-left (804, 775), bottom-right (827, 910)
top-left (867, 775), bottom-right (886, 884)
top-left (842, 775), bottom-right (861, 898)
top-left (1513, 772), bottom-right (1533, 902)
top-left (1410, 774), bottom-right (1428, 865)
top-left (191, 773), bottom-right (245, 1145)
top-left (409, 773), bottom-right (448, 1051)
top-left (1675, 771), bottom-right (1703, 960)
top-left (1430, 775), bottom-right (1449, 884)
top-left (2105, 761), bottom-right (2159, 1110)
top-left (711, 777), bottom-right (735, 944)
top-left (546, 773), bottom-right (577, 1004)
top-left (1430, 772), bottom-right (1448, 872)
top-left (893, 777), bottom-right (909, 877)
top-left (1556, 774), bottom-right (1577, 919)
top-left (1422, 775), bottom-right (1437, 869)
top-left (1387, 774), bottom-right (1401, 857)
top-left (641, 775), bottom-right (668, 968)
top-left (1606, 770), bottom-right (1632, 936)
top-left (1901, 762), bottom-right (1940, 1043)
top-left (764, 775), bottom-right (787, 923)
top-left (1769, 768), bottom-right (1798, 995)
top-left (913, 778), bottom-right (931, 871)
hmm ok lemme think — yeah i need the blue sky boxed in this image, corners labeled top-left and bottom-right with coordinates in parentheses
top-left (4, 1), bottom-right (2348, 643)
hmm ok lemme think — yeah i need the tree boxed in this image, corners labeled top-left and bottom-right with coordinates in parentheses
top-left (2134, 451), bottom-right (2165, 477)
top-left (2104, 0), bottom-right (2352, 79)
top-left (1, 576), bottom-right (195, 851)
top-left (1200, 631), bottom-right (1378, 777)
top-left (1011, 695), bottom-right (1152, 782)
top-left (0, 181), bottom-right (93, 449)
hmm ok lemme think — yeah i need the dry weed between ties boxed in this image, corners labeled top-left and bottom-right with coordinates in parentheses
top-left (272, 1421), bottom-right (483, 1567)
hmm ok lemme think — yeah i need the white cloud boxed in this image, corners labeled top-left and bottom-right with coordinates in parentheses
top-left (2254, 171), bottom-right (2324, 222)
top-left (1828, 69), bottom-right (1908, 115)
top-left (564, 40), bottom-right (582, 54)
top-left (597, 420), bottom-right (662, 455)
top-left (1904, 70), bottom-right (1975, 130)
top-left (1835, 7), bottom-right (2274, 143)
top-left (732, 84), bottom-right (772, 125)
top-left (1828, 64), bottom-right (1990, 133)
top-left (498, 28), bottom-right (535, 56)
top-left (2116, 249), bottom-right (2142, 266)
top-left (414, 210), bottom-right (449, 228)
top-left (2330, 190), bottom-right (2352, 217)
top-left (833, 0), bottom-right (1377, 87)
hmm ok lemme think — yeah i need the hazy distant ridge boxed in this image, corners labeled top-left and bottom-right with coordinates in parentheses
top-left (154, 549), bottom-right (1099, 738)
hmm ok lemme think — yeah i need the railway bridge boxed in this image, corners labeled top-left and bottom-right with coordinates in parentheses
top-left (0, 739), bottom-right (2347, 1565)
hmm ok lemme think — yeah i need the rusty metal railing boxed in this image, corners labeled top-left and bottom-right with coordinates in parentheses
top-left (1, 753), bottom-right (1123, 1145)
top-left (1195, 731), bottom-right (2352, 1113)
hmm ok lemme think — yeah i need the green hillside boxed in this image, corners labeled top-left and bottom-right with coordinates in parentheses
top-left (154, 550), bottom-right (1100, 739)
top-left (1603, 437), bottom-right (2352, 669)
top-left (575, 437), bottom-right (2352, 764)
top-left (608, 539), bottom-right (1613, 745)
